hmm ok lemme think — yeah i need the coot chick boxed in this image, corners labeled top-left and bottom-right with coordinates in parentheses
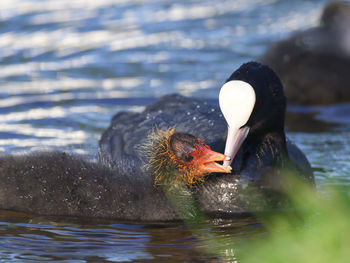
top-left (99, 62), bottom-right (314, 213)
top-left (0, 131), bottom-right (230, 221)
top-left (261, 1), bottom-right (350, 105)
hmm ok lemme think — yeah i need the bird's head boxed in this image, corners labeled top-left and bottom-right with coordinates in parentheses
top-left (144, 129), bottom-right (231, 187)
top-left (219, 62), bottom-right (287, 167)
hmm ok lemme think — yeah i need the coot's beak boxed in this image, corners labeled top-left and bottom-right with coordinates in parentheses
top-left (219, 80), bottom-right (256, 167)
top-left (223, 125), bottom-right (250, 167)
top-left (197, 147), bottom-right (232, 174)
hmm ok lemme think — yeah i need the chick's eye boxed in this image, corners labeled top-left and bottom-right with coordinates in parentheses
top-left (183, 154), bottom-right (194, 162)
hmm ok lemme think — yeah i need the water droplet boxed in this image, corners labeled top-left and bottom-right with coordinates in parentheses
top-left (187, 112), bottom-right (191, 115)
top-left (196, 105), bottom-right (200, 109)
top-left (211, 108), bottom-right (215, 112)
top-left (192, 116), bottom-right (197, 121)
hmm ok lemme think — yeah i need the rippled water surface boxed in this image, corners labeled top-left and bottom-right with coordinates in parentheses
top-left (1, 0), bottom-right (349, 262)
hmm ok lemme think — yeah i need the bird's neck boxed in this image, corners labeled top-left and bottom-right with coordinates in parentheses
top-left (153, 165), bottom-right (179, 186)
top-left (232, 130), bottom-right (288, 174)
top-left (247, 114), bottom-right (287, 153)
top-left (250, 129), bottom-right (287, 157)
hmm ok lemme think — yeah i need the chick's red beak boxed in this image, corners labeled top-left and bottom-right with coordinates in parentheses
top-left (196, 147), bottom-right (232, 174)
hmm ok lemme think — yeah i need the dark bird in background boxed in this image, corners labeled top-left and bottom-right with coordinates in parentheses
top-left (262, 1), bottom-right (350, 105)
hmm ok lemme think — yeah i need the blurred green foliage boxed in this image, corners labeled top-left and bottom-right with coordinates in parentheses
top-left (167, 176), bottom-right (350, 262)
top-left (237, 179), bottom-right (350, 263)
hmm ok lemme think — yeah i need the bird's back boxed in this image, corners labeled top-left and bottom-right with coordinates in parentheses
top-left (98, 94), bottom-right (227, 168)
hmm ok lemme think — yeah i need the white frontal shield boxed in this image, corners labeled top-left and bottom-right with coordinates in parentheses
top-left (219, 80), bottom-right (256, 167)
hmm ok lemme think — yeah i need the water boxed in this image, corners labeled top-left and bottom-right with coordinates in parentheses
top-left (0, 0), bottom-right (349, 261)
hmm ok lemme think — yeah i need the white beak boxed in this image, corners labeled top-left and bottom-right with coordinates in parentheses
top-left (219, 80), bottom-right (256, 167)
top-left (223, 125), bottom-right (250, 167)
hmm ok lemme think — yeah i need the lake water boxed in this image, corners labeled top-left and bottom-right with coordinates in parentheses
top-left (0, 0), bottom-right (349, 262)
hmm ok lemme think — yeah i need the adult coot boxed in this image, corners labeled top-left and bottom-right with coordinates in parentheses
top-left (261, 1), bottom-right (350, 105)
top-left (100, 62), bottom-right (314, 213)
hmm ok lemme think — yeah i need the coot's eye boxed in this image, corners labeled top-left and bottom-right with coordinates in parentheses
top-left (255, 99), bottom-right (262, 107)
top-left (183, 154), bottom-right (194, 162)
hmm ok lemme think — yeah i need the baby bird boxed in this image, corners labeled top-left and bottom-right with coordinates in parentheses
top-left (0, 130), bottom-right (230, 221)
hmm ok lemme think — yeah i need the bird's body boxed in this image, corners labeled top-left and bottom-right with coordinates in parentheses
top-left (0, 62), bottom-right (314, 220)
top-left (100, 95), bottom-right (311, 180)
top-left (261, 1), bottom-right (350, 105)
top-left (0, 130), bottom-right (229, 221)
top-left (99, 94), bottom-right (227, 170)
top-left (0, 151), bottom-right (176, 221)
top-left (100, 62), bottom-right (314, 213)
